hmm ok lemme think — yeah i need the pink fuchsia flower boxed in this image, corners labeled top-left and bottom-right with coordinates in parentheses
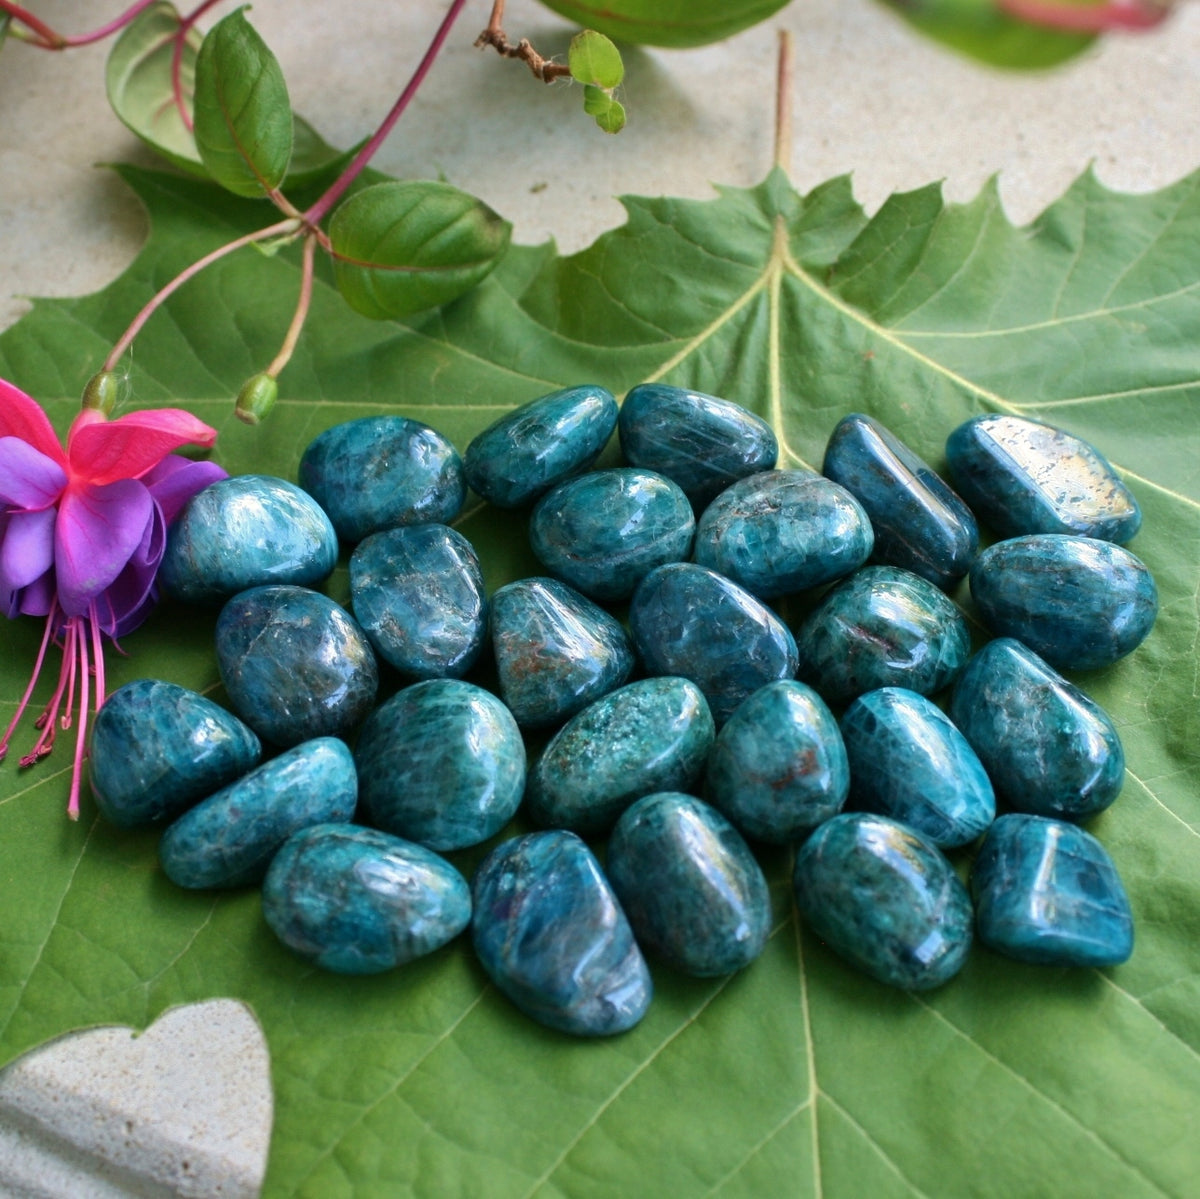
top-left (0, 377), bottom-right (227, 818)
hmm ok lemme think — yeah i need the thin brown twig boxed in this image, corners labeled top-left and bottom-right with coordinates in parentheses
top-left (475, 0), bottom-right (570, 83)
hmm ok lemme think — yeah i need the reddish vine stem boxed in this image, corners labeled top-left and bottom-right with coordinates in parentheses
top-left (170, 0), bottom-right (227, 131)
top-left (474, 0), bottom-right (571, 82)
top-left (0, 0), bottom-right (159, 47)
top-left (997, 0), bottom-right (1172, 28)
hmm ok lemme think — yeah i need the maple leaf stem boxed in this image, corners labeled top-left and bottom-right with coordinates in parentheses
top-left (774, 29), bottom-right (793, 175)
top-left (265, 233), bottom-right (318, 380)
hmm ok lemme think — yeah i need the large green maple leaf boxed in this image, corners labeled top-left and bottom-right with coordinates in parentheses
top-left (1, 163), bottom-right (1198, 1196)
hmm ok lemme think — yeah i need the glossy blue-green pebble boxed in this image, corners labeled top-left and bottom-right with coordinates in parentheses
top-left (607, 793), bottom-right (770, 977)
top-left (159, 737), bottom-right (357, 889)
top-left (793, 812), bottom-right (973, 990)
top-left (349, 524), bottom-right (486, 679)
top-left (526, 677), bottom-right (714, 834)
top-left (463, 384), bottom-right (617, 508)
top-left (949, 638), bottom-right (1124, 820)
top-left (89, 679), bottom-right (262, 829)
top-left (823, 413), bottom-right (979, 589)
top-left (529, 468), bottom-right (695, 601)
top-left (262, 823), bottom-right (471, 974)
top-left (160, 475), bottom-right (338, 604)
top-left (216, 586), bottom-right (379, 747)
top-left (356, 679), bottom-right (525, 852)
top-left (471, 830), bottom-right (652, 1036)
top-left (840, 688), bottom-right (995, 849)
top-left (971, 814), bottom-right (1134, 967)
top-left (970, 534), bottom-right (1157, 671)
top-left (618, 383), bottom-right (778, 509)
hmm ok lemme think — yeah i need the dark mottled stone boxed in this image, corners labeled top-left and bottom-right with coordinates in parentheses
top-left (262, 823), bottom-right (471, 973)
top-left (216, 586), bottom-right (379, 747)
top-left (792, 812), bottom-right (973, 990)
top-left (971, 814), bottom-right (1134, 967)
top-left (970, 534), bottom-right (1157, 671)
top-left (471, 831), bottom-right (652, 1036)
top-left (949, 638), bottom-right (1124, 820)
top-left (89, 679), bottom-right (262, 829)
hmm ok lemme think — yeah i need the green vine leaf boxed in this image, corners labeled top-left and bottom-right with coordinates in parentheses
top-left (568, 30), bottom-right (624, 89)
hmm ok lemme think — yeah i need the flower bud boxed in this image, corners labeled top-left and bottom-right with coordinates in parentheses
top-left (81, 371), bottom-right (121, 415)
top-left (236, 373), bottom-right (279, 425)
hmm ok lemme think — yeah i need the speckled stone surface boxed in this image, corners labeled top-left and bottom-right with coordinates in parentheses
top-left (88, 679), bottom-right (261, 829)
top-left (971, 814), bottom-right (1134, 967)
top-left (158, 737), bottom-right (357, 890)
top-left (160, 475), bottom-right (338, 604)
top-left (471, 830), bottom-right (652, 1037)
top-left (262, 823), bottom-right (471, 974)
top-left (793, 812), bottom-right (973, 990)
top-left (216, 586), bottom-right (379, 747)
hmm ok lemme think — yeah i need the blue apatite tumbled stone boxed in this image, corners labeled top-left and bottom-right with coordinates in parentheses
top-left (607, 793), bottom-right (770, 977)
top-left (971, 814), bottom-right (1134, 967)
top-left (945, 413), bottom-right (1141, 543)
top-left (794, 566), bottom-right (970, 706)
top-left (706, 680), bottom-right (849, 844)
top-left (529, 468), bottom-right (695, 601)
top-left (159, 737), bottom-right (357, 889)
top-left (349, 524), bottom-right (486, 679)
top-left (262, 823), bottom-right (471, 974)
top-left (216, 586), bottom-right (379, 747)
top-left (793, 812), bottom-right (973, 990)
top-left (619, 383), bottom-right (778, 508)
top-left (89, 679), bottom-right (262, 829)
top-left (472, 831), bottom-right (652, 1036)
top-left (840, 688), bottom-right (994, 849)
top-left (823, 413), bottom-right (979, 590)
top-left (526, 677), bottom-right (714, 834)
top-left (464, 384), bottom-right (618, 508)
top-left (298, 415), bottom-right (465, 543)
top-left (949, 638), bottom-right (1124, 820)
top-left (970, 534), bottom-right (1157, 671)
top-left (490, 577), bottom-right (634, 729)
top-left (160, 475), bottom-right (338, 604)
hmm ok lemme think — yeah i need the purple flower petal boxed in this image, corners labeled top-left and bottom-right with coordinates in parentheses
top-left (96, 504), bottom-right (167, 639)
top-left (142, 455), bottom-right (228, 526)
top-left (0, 507), bottom-right (56, 593)
top-left (0, 436), bottom-right (67, 510)
top-left (14, 570), bottom-right (54, 620)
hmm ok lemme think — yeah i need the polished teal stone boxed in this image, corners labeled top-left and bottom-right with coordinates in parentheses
top-left (840, 688), bottom-right (994, 848)
top-left (160, 475), bottom-right (338, 604)
top-left (629, 563), bottom-right (797, 723)
top-left (823, 413), bottom-right (979, 590)
top-left (298, 415), bottom-right (465, 542)
top-left (89, 680), bottom-right (262, 829)
top-left (471, 831), bottom-right (652, 1036)
top-left (706, 680), bottom-right (848, 844)
top-left (464, 384), bottom-right (618, 508)
top-left (216, 586), bottom-right (379, 747)
top-left (159, 737), bottom-right (357, 889)
top-left (969, 534), bottom-right (1157, 671)
top-left (349, 524), bottom-right (486, 679)
top-left (356, 679), bottom-right (525, 852)
top-left (794, 566), bottom-right (970, 706)
top-left (490, 577), bottom-right (635, 728)
top-left (262, 823), bottom-right (471, 974)
top-left (618, 384), bottom-right (778, 508)
top-left (526, 677), bottom-right (714, 834)
top-left (529, 468), bottom-right (694, 601)
top-left (792, 812), bottom-right (973, 990)
top-left (945, 414), bottom-right (1141, 542)
top-left (971, 814), bottom-right (1134, 967)
top-left (949, 638), bottom-right (1124, 819)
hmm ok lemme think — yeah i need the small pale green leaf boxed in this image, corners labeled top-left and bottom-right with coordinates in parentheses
top-left (582, 83), bottom-right (626, 134)
top-left (568, 30), bottom-right (624, 88)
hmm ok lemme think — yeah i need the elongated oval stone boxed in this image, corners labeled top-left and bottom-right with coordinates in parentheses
top-left (793, 812), bottom-right (973, 990)
top-left (471, 831), bottom-right (652, 1036)
top-left (89, 679), bottom-right (262, 828)
top-left (262, 823), bottom-right (471, 973)
top-left (464, 384), bottom-right (617, 508)
top-left (840, 688), bottom-right (995, 848)
top-left (619, 384), bottom-right (778, 508)
top-left (823, 413), bottom-right (979, 589)
top-left (970, 534), bottom-right (1157, 671)
top-left (949, 638), bottom-right (1124, 819)
top-left (607, 793), bottom-right (770, 977)
top-left (298, 415), bottom-right (465, 542)
top-left (526, 677), bottom-right (715, 834)
top-left (216, 586), bottom-right (379, 747)
top-left (160, 475), bottom-right (338, 603)
top-left (159, 737), bottom-right (357, 889)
